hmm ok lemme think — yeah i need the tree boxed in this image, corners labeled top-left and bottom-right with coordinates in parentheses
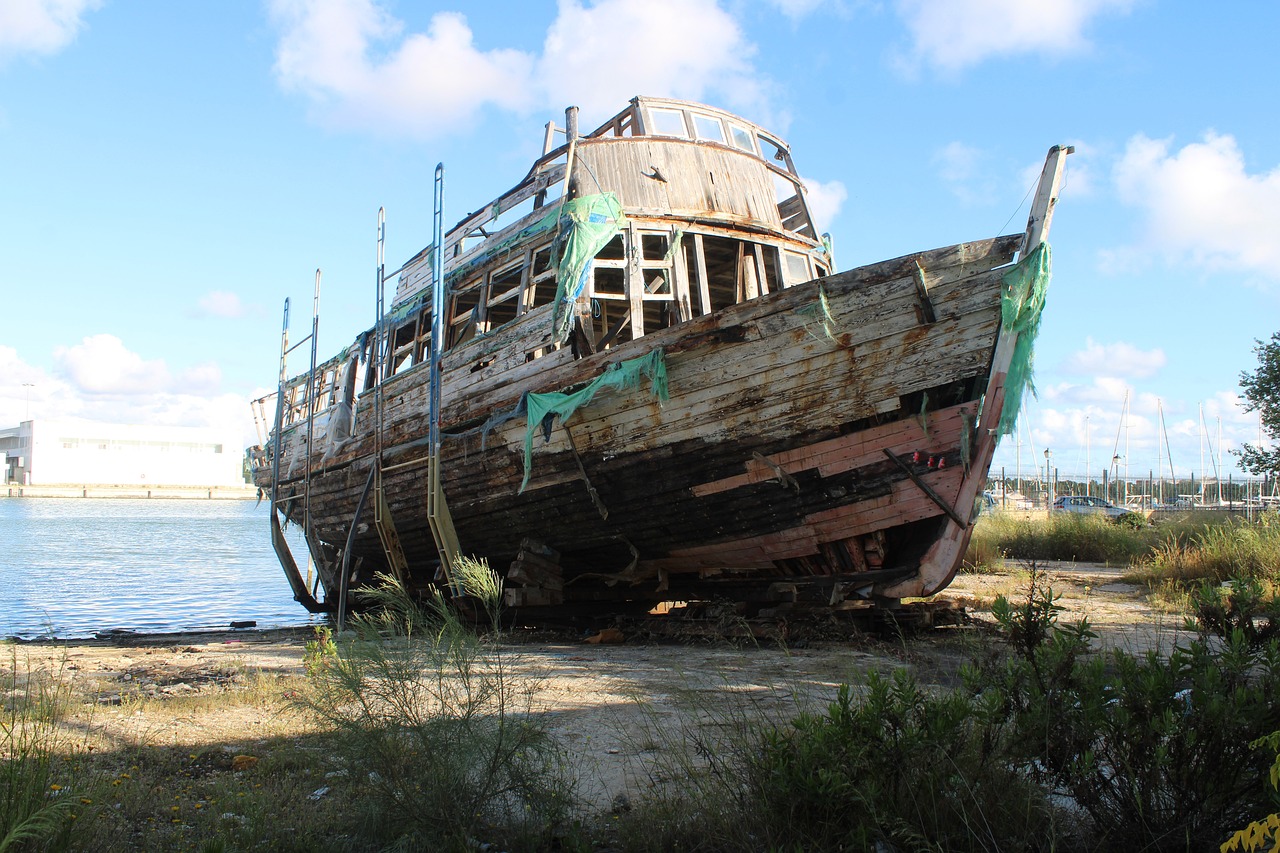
top-left (1238, 332), bottom-right (1280, 476)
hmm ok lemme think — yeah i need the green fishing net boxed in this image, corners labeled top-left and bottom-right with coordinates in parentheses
top-left (550, 193), bottom-right (626, 343)
top-left (521, 349), bottom-right (668, 492)
top-left (997, 241), bottom-right (1052, 437)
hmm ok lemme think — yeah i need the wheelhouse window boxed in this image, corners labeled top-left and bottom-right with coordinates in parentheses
top-left (447, 281), bottom-right (483, 348)
top-left (758, 134), bottom-right (793, 172)
top-left (695, 235), bottom-right (769, 313)
top-left (782, 251), bottom-right (811, 287)
top-left (728, 123), bottom-right (756, 154)
top-left (692, 114), bottom-right (726, 144)
top-left (648, 108), bottom-right (688, 138)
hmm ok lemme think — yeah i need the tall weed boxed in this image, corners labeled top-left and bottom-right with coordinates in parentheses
top-left (0, 649), bottom-right (85, 853)
top-left (966, 512), bottom-right (1153, 567)
top-left (1138, 519), bottom-right (1280, 587)
top-left (303, 561), bottom-right (575, 851)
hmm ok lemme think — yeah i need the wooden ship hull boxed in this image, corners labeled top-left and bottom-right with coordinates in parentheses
top-left (251, 97), bottom-right (1069, 618)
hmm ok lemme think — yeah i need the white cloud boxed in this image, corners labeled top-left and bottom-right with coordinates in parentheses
top-left (1, 343), bottom-right (255, 446)
top-left (269, 0), bottom-right (767, 138)
top-left (0, 345), bottom-right (54, 423)
top-left (177, 362), bottom-right (224, 395)
top-left (539, 0), bottom-right (759, 122)
top-left (270, 0), bottom-right (535, 137)
top-left (53, 334), bottom-right (171, 395)
top-left (996, 384), bottom-right (1262, 481)
top-left (765, 0), bottom-right (830, 17)
top-left (0, 0), bottom-right (100, 63)
top-left (933, 141), bottom-right (998, 205)
top-left (1061, 338), bottom-right (1166, 380)
top-left (1111, 132), bottom-right (1280, 280)
top-left (893, 0), bottom-right (1134, 73)
top-left (801, 177), bottom-right (847, 233)
top-left (194, 290), bottom-right (251, 319)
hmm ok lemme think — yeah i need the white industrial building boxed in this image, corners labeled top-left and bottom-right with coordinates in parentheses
top-left (0, 419), bottom-right (245, 488)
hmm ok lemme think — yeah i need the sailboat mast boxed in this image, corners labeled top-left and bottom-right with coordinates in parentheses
top-left (1085, 414), bottom-right (1091, 498)
top-left (1156, 399), bottom-right (1164, 504)
top-left (1199, 403), bottom-right (1205, 502)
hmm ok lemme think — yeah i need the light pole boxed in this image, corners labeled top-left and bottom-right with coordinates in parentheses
top-left (22, 383), bottom-right (33, 420)
top-left (1112, 454), bottom-right (1122, 504)
top-left (1044, 448), bottom-right (1053, 511)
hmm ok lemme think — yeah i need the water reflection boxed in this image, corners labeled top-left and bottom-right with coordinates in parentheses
top-left (1, 498), bottom-right (323, 639)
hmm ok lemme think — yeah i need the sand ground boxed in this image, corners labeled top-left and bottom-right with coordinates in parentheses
top-left (5, 560), bottom-right (1191, 808)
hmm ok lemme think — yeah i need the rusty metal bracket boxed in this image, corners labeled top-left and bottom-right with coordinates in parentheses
top-left (882, 448), bottom-right (968, 527)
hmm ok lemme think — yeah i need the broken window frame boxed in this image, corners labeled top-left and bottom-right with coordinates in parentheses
top-left (484, 258), bottom-right (525, 333)
top-left (522, 242), bottom-right (558, 312)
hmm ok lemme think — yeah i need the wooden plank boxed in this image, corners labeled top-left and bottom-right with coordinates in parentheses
top-left (691, 404), bottom-right (967, 497)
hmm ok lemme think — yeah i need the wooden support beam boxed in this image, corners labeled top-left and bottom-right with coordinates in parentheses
top-left (881, 448), bottom-right (968, 527)
top-left (911, 260), bottom-right (937, 324)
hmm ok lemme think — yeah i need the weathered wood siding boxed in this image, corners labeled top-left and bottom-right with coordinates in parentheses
top-left (266, 234), bottom-right (1020, 599)
top-left (573, 138), bottom-right (782, 230)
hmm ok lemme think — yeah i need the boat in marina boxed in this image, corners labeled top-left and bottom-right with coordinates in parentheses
top-left (250, 96), bottom-right (1070, 619)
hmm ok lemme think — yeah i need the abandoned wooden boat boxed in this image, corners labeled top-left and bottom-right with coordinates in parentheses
top-left (250, 96), bottom-right (1070, 619)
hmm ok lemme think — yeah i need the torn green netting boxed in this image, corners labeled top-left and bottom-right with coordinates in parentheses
top-left (550, 193), bottom-right (626, 343)
top-left (997, 241), bottom-right (1052, 437)
top-left (795, 284), bottom-right (837, 342)
top-left (520, 349), bottom-right (668, 492)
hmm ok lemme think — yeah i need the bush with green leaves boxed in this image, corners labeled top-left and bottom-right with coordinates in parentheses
top-left (974, 566), bottom-right (1280, 851)
top-left (1188, 575), bottom-right (1280, 648)
top-left (1221, 731), bottom-right (1280, 852)
top-left (301, 625), bottom-right (337, 677)
top-left (303, 558), bottom-right (576, 852)
top-left (740, 671), bottom-right (1055, 852)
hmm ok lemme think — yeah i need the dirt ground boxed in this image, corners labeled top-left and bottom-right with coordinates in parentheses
top-left (5, 561), bottom-right (1194, 809)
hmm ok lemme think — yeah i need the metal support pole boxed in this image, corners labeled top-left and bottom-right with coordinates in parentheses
top-left (426, 163), bottom-right (463, 592)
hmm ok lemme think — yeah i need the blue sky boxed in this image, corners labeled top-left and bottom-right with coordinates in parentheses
top-left (1, 0), bottom-right (1277, 484)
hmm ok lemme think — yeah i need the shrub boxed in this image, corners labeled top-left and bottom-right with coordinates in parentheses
top-left (977, 569), bottom-right (1280, 851)
top-left (303, 561), bottom-right (576, 851)
top-left (741, 671), bottom-right (1055, 852)
top-left (301, 625), bottom-right (336, 677)
top-left (1188, 576), bottom-right (1280, 648)
top-left (1221, 731), bottom-right (1280, 852)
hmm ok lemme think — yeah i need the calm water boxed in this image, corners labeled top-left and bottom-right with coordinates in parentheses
top-left (0, 498), bottom-right (323, 639)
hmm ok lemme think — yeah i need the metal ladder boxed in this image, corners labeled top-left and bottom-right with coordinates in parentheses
top-left (425, 164), bottom-right (463, 591)
top-left (268, 276), bottom-right (328, 613)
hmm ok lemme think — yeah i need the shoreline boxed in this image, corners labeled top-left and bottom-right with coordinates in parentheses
top-left (5, 624), bottom-right (319, 648)
top-left (3, 484), bottom-right (260, 500)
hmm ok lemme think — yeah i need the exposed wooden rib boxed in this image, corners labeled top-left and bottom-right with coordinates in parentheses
top-left (911, 260), bottom-right (937, 324)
